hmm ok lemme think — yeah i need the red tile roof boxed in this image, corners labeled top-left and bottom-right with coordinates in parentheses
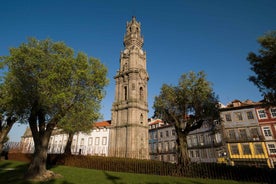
top-left (94, 120), bottom-right (111, 128)
top-left (148, 119), bottom-right (163, 125)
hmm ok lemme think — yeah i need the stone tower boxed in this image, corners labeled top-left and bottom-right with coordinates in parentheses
top-left (109, 17), bottom-right (149, 159)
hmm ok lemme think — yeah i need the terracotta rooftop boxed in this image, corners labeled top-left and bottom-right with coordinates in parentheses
top-left (94, 120), bottom-right (111, 128)
top-left (148, 119), bottom-right (163, 125)
top-left (220, 99), bottom-right (263, 110)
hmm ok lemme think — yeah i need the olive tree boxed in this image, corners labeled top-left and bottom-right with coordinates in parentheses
top-left (0, 38), bottom-right (108, 180)
top-left (153, 71), bottom-right (220, 167)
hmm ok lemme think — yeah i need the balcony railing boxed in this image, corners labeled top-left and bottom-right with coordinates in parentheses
top-left (224, 135), bottom-right (265, 143)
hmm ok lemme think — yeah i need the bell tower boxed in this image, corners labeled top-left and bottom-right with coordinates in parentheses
top-left (109, 17), bottom-right (149, 159)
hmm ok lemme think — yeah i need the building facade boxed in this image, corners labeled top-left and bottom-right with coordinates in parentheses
top-left (220, 100), bottom-right (270, 167)
top-left (20, 99), bottom-right (276, 168)
top-left (21, 121), bottom-right (111, 156)
top-left (148, 119), bottom-right (177, 163)
top-left (187, 119), bottom-right (223, 163)
top-left (255, 105), bottom-right (276, 167)
top-left (109, 16), bottom-right (149, 159)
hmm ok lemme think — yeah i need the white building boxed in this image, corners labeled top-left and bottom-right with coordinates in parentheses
top-left (21, 120), bottom-right (111, 156)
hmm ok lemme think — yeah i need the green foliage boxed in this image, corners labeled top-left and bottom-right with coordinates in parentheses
top-left (153, 71), bottom-right (220, 165)
top-left (0, 38), bottom-right (109, 133)
top-left (153, 71), bottom-right (220, 131)
top-left (247, 31), bottom-right (276, 104)
top-left (0, 38), bottom-right (109, 177)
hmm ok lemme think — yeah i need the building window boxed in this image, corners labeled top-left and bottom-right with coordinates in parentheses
top-left (262, 126), bottom-right (272, 137)
top-left (166, 130), bottom-right (169, 137)
top-left (198, 135), bottom-right (204, 145)
top-left (235, 112), bottom-right (243, 121)
top-left (190, 150), bottom-right (194, 158)
top-left (192, 136), bottom-right (198, 146)
top-left (88, 137), bottom-right (93, 145)
top-left (257, 109), bottom-right (267, 119)
top-left (205, 134), bottom-right (211, 144)
top-left (254, 143), bottom-right (264, 154)
top-left (153, 143), bottom-right (157, 153)
top-left (95, 137), bottom-right (100, 145)
top-left (228, 129), bottom-right (236, 140)
top-left (164, 142), bottom-right (169, 152)
top-left (80, 138), bottom-right (84, 146)
top-left (201, 149), bottom-right (207, 158)
top-left (225, 114), bottom-right (232, 121)
top-left (160, 132), bottom-right (163, 138)
top-left (150, 132), bottom-right (153, 139)
top-left (268, 143), bottom-right (276, 154)
top-left (250, 128), bottom-right (259, 139)
top-left (102, 137), bottom-right (107, 145)
top-left (171, 141), bottom-right (176, 151)
top-left (195, 150), bottom-right (200, 157)
top-left (239, 129), bottom-right (247, 140)
top-left (242, 144), bottom-right (251, 155)
top-left (158, 143), bottom-right (162, 152)
top-left (270, 108), bottom-right (276, 118)
top-left (215, 133), bottom-right (222, 143)
top-left (230, 144), bottom-right (239, 155)
top-left (246, 111), bottom-right (254, 120)
top-left (187, 137), bottom-right (192, 147)
top-left (172, 129), bottom-right (176, 136)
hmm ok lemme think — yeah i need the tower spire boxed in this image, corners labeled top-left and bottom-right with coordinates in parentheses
top-left (123, 16), bottom-right (143, 49)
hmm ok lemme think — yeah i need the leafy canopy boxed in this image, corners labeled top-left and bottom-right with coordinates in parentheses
top-left (247, 31), bottom-right (276, 104)
top-left (153, 71), bottom-right (220, 133)
top-left (1, 38), bottom-right (109, 131)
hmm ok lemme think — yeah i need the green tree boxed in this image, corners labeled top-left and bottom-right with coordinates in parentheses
top-left (0, 38), bottom-right (108, 180)
top-left (153, 71), bottom-right (220, 169)
top-left (59, 57), bottom-right (108, 155)
top-left (247, 31), bottom-right (276, 104)
top-left (0, 112), bottom-right (16, 155)
top-left (0, 76), bottom-right (23, 154)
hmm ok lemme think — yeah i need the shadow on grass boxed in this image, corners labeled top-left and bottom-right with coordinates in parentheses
top-left (0, 161), bottom-right (75, 184)
top-left (0, 160), bottom-right (31, 184)
top-left (103, 171), bottom-right (121, 184)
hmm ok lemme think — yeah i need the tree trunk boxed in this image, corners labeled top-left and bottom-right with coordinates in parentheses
top-left (177, 134), bottom-right (190, 166)
top-left (174, 126), bottom-right (191, 176)
top-left (64, 132), bottom-right (73, 155)
top-left (24, 107), bottom-right (55, 180)
top-left (25, 142), bottom-right (48, 179)
top-left (0, 117), bottom-right (16, 154)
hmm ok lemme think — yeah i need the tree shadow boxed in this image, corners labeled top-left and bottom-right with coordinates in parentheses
top-left (0, 161), bottom-right (31, 184)
top-left (103, 171), bottom-right (121, 184)
top-left (0, 161), bottom-right (75, 184)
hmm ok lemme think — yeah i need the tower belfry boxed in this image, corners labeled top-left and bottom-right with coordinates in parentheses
top-left (109, 17), bottom-right (149, 159)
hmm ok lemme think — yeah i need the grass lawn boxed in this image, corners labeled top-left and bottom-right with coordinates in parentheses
top-left (0, 160), bottom-right (256, 184)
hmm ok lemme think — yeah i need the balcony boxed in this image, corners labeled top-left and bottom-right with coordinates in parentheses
top-left (224, 135), bottom-right (265, 143)
top-left (188, 141), bottom-right (223, 149)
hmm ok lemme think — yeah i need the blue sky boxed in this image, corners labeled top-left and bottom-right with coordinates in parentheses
top-left (1, 0), bottom-right (276, 142)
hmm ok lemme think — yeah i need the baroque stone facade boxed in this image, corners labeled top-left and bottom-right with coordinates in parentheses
top-left (108, 17), bottom-right (149, 159)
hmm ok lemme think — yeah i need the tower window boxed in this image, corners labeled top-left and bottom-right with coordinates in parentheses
top-left (140, 114), bottom-right (143, 124)
top-left (139, 87), bottom-right (144, 100)
top-left (124, 86), bottom-right (128, 100)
